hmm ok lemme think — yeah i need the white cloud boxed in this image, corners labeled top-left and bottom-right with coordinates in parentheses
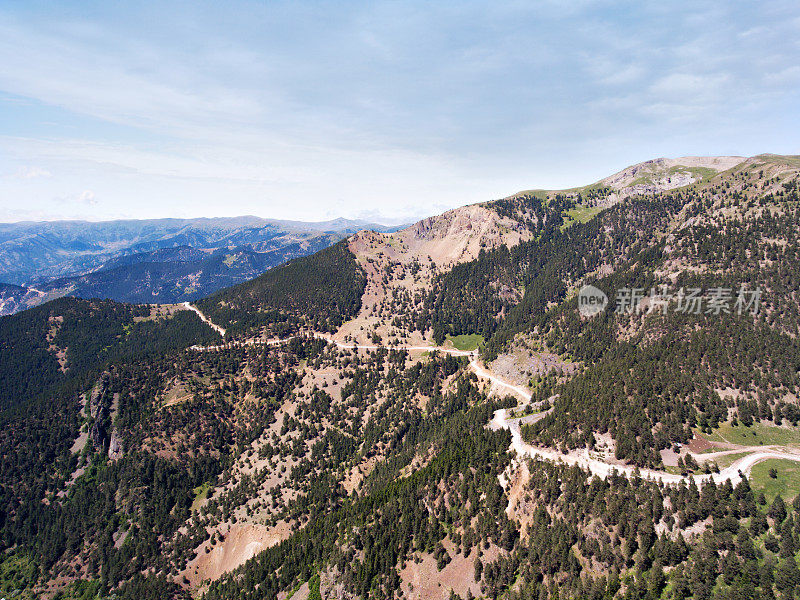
top-left (11, 166), bottom-right (52, 179)
top-left (763, 65), bottom-right (800, 87)
top-left (738, 26), bottom-right (769, 38)
top-left (649, 73), bottom-right (730, 99)
top-left (0, 1), bottom-right (798, 223)
top-left (599, 64), bottom-right (645, 86)
top-left (79, 190), bottom-right (97, 205)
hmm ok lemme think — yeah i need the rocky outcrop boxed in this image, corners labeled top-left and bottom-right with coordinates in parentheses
top-left (87, 373), bottom-right (112, 452)
top-left (390, 204), bottom-right (532, 267)
top-left (108, 429), bottom-right (123, 460)
top-left (598, 156), bottom-right (746, 201)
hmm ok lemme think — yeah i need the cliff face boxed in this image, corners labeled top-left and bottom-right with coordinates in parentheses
top-left (399, 203), bottom-right (532, 265)
top-left (348, 202), bottom-right (532, 273)
top-left (87, 372), bottom-right (120, 456)
top-left (108, 429), bottom-right (123, 460)
top-left (87, 374), bottom-right (108, 451)
top-left (341, 201), bottom-right (535, 346)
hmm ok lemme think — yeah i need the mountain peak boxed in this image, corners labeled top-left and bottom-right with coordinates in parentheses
top-left (597, 155), bottom-right (746, 198)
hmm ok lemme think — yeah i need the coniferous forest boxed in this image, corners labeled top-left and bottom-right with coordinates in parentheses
top-left (2, 156), bottom-right (800, 599)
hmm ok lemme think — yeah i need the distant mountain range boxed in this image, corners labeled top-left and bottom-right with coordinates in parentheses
top-left (3, 154), bottom-right (800, 599)
top-left (0, 216), bottom-right (399, 314)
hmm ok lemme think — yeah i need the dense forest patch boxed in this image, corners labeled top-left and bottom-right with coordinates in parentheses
top-left (0, 297), bottom-right (222, 411)
top-left (196, 240), bottom-right (366, 338)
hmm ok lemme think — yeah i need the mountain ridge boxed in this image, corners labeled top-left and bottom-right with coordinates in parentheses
top-left (0, 154), bottom-right (780, 317)
top-left (2, 153), bottom-right (800, 599)
top-left (0, 216), bottom-right (400, 315)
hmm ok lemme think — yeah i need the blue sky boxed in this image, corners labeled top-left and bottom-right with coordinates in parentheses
top-left (1, 1), bottom-right (799, 223)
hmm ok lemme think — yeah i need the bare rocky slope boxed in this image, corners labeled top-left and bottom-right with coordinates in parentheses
top-left (3, 154), bottom-right (800, 600)
top-left (599, 155), bottom-right (746, 197)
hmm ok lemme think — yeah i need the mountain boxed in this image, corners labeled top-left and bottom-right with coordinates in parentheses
top-left (0, 282), bottom-right (55, 317)
top-left (596, 155), bottom-right (746, 199)
top-left (2, 154), bottom-right (800, 600)
top-left (18, 240), bottom-right (334, 306)
top-left (0, 216), bottom-right (398, 314)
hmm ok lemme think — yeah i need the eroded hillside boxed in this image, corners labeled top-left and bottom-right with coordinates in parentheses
top-left (3, 155), bottom-right (800, 600)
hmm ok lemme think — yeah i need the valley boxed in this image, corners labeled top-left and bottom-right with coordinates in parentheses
top-left (0, 217), bottom-right (399, 316)
top-left (2, 154), bottom-right (800, 600)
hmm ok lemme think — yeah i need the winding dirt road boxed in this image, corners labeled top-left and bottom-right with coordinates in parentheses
top-left (185, 303), bottom-right (800, 486)
top-left (490, 408), bottom-right (800, 486)
top-left (185, 303), bottom-right (531, 401)
top-left (183, 302), bottom-right (227, 337)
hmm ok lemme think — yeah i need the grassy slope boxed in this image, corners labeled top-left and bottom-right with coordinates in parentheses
top-left (704, 422), bottom-right (800, 447)
top-left (750, 458), bottom-right (800, 501)
top-left (446, 333), bottom-right (484, 351)
top-left (191, 482), bottom-right (212, 511)
top-left (562, 205), bottom-right (602, 229)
